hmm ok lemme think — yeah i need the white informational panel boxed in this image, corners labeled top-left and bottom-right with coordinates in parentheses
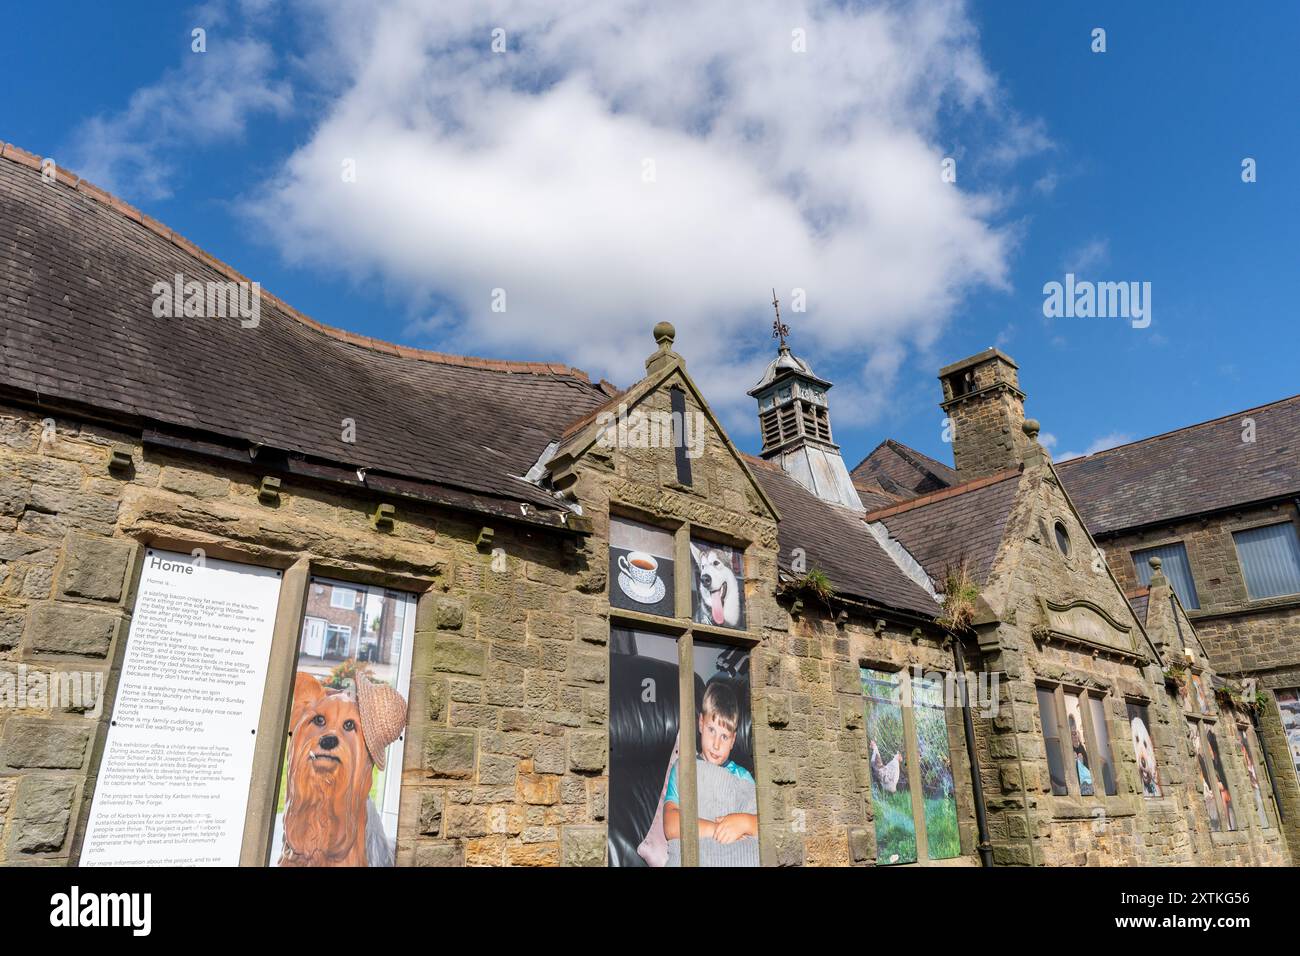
top-left (80, 549), bottom-right (283, 866)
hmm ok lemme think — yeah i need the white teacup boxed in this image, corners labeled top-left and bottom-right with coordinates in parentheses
top-left (619, 551), bottom-right (659, 588)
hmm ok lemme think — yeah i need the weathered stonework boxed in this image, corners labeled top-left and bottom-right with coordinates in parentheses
top-left (1097, 500), bottom-right (1300, 861)
top-left (0, 330), bottom-right (1292, 868)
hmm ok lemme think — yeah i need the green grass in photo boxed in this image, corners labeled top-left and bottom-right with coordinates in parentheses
top-left (871, 788), bottom-right (917, 865)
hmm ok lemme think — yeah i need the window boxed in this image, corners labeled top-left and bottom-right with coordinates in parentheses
top-left (1233, 522), bottom-right (1300, 600)
top-left (327, 587), bottom-right (358, 608)
top-left (799, 402), bottom-right (831, 442)
top-left (945, 369), bottom-right (975, 399)
top-left (1236, 723), bottom-right (1274, 829)
top-left (1088, 696), bottom-right (1118, 796)
top-left (759, 404), bottom-right (799, 450)
top-left (1180, 679), bottom-right (1237, 833)
top-left (669, 387), bottom-right (693, 486)
top-left (1037, 687), bottom-right (1068, 796)
top-left (1186, 720), bottom-right (1224, 831)
top-left (861, 668), bottom-right (960, 865)
top-left (1126, 702), bottom-right (1162, 796)
top-left (1054, 521), bottom-right (1071, 556)
top-left (606, 514), bottom-right (758, 868)
top-left (609, 516), bottom-right (676, 619)
top-left (324, 623), bottom-right (353, 659)
top-left (1038, 686), bottom-right (1117, 797)
top-left (1274, 689), bottom-right (1300, 787)
top-left (1133, 542), bottom-right (1200, 609)
top-left (607, 629), bottom-right (757, 868)
top-left (271, 579), bottom-right (416, 866)
top-left (689, 537), bottom-right (746, 630)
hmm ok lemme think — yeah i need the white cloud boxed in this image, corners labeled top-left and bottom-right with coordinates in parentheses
top-left (1061, 237), bottom-right (1110, 275)
top-left (240, 0), bottom-right (1040, 431)
top-left (66, 26), bottom-right (291, 199)
top-left (1057, 431), bottom-right (1133, 462)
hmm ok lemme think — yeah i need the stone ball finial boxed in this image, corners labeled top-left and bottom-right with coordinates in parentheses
top-left (1022, 418), bottom-right (1041, 441)
top-left (1149, 556), bottom-right (1162, 571)
top-left (653, 321), bottom-right (676, 350)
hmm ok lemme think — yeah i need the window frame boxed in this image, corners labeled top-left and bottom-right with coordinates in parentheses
top-left (1234, 719), bottom-right (1277, 830)
top-left (860, 665), bottom-right (964, 866)
top-left (1123, 698), bottom-right (1163, 798)
top-left (1037, 683), bottom-right (1121, 802)
top-left (606, 508), bottom-right (760, 868)
top-left (1273, 687), bottom-right (1300, 791)
top-left (329, 584), bottom-right (358, 609)
top-left (268, 575), bottom-right (419, 864)
top-left (1231, 520), bottom-right (1300, 602)
top-left (1180, 677), bottom-right (1237, 834)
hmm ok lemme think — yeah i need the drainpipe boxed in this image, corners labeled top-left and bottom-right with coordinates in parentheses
top-left (1251, 708), bottom-right (1285, 825)
top-left (952, 635), bottom-right (993, 866)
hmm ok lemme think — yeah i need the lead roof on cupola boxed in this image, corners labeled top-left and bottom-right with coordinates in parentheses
top-left (747, 345), bottom-right (832, 395)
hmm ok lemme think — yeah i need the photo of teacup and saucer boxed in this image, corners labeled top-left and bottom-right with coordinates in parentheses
top-left (617, 551), bottom-right (666, 604)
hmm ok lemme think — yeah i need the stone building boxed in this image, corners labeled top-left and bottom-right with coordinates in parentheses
top-left (856, 348), bottom-right (1296, 864)
top-left (0, 142), bottom-right (1291, 866)
top-left (1055, 392), bottom-right (1300, 860)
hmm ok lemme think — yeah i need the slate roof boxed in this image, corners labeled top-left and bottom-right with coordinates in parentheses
top-left (851, 478), bottom-right (904, 513)
top-left (850, 439), bottom-right (958, 498)
top-left (746, 455), bottom-right (940, 617)
top-left (1056, 393), bottom-right (1300, 536)
top-left (864, 469), bottom-right (1022, 586)
top-left (0, 145), bottom-right (612, 522)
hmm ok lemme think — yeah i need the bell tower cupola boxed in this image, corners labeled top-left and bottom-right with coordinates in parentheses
top-left (747, 294), bottom-right (862, 510)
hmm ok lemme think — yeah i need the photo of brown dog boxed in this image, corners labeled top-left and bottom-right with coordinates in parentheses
top-left (277, 671), bottom-right (408, 866)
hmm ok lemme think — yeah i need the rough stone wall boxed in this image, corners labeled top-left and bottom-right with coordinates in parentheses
top-left (1098, 502), bottom-right (1300, 859)
top-left (971, 463), bottom-right (1150, 865)
top-left (963, 459), bottom-right (1290, 865)
top-left (1, 405), bottom-right (136, 864)
top-left (758, 606), bottom-right (981, 867)
top-left (1100, 503), bottom-right (1300, 678)
top-left (940, 353), bottom-right (1027, 482)
top-left (0, 399), bottom-right (476, 865)
top-left (946, 390), bottom-right (1027, 481)
top-left (2, 381), bottom-right (1293, 868)
top-left (404, 507), bottom-right (608, 868)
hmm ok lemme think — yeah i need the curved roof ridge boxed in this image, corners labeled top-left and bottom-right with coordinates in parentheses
top-left (1056, 391), bottom-right (1300, 467)
top-left (0, 141), bottom-right (596, 385)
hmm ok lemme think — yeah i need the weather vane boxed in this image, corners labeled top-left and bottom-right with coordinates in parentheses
top-left (770, 288), bottom-right (789, 347)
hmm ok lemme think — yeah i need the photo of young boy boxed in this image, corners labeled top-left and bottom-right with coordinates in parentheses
top-left (663, 682), bottom-right (757, 843)
top-left (1064, 695), bottom-right (1094, 796)
top-left (663, 643), bottom-right (757, 867)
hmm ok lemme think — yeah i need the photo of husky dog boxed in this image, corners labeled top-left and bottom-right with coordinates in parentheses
top-left (690, 541), bottom-right (744, 629)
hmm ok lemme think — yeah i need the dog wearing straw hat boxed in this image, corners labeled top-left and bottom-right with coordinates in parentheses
top-left (278, 671), bottom-right (409, 867)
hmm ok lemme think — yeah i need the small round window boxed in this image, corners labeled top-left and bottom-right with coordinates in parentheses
top-left (1054, 520), bottom-right (1071, 556)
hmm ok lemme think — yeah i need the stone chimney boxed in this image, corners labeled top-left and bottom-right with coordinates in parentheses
top-left (939, 348), bottom-right (1029, 480)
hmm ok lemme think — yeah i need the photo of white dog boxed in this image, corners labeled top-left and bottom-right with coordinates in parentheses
top-left (1128, 709), bottom-right (1161, 797)
top-left (690, 541), bottom-right (744, 629)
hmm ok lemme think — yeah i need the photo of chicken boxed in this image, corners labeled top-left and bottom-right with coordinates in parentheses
top-left (870, 738), bottom-right (903, 793)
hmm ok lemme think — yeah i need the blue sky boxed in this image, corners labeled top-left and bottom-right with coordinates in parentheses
top-left (3, 1), bottom-right (1296, 470)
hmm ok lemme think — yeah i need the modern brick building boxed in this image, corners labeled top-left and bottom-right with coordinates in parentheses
top-left (0, 142), bottom-right (1292, 867)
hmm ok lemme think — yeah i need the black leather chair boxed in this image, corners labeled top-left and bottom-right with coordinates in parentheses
top-left (607, 653), bottom-right (754, 866)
